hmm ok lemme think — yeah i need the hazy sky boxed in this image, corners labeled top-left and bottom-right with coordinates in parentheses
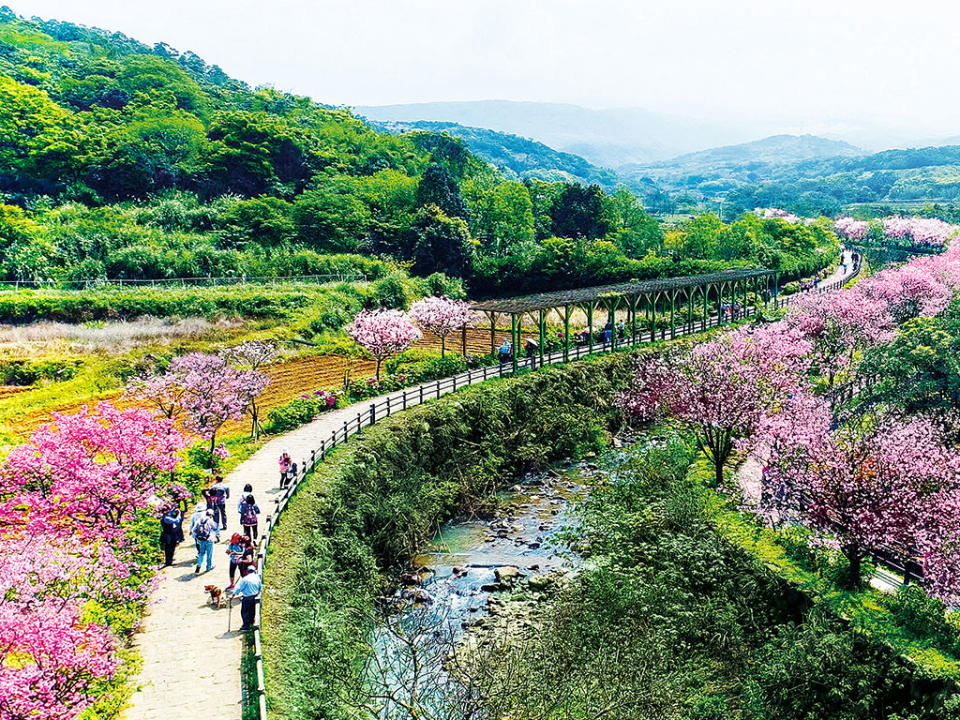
top-left (9, 0), bottom-right (959, 137)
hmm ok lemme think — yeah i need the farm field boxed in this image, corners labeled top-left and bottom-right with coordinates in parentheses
top-left (1, 326), bottom-right (517, 437)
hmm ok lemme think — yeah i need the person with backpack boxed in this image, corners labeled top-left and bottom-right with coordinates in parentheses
top-left (237, 484), bottom-right (253, 515)
top-left (225, 533), bottom-right (245, 589)
top-left (279, 451), bottom-right (291, 485)
top-left (209, 475), bottom-right (230, 531)
top-left (192, 509), bottom-right (219, 575)
top-left (159, 506), bottom-right (184, 567)
top-left (240, 494), bottom-right (261, 540)
top-left (281, 459), bottom-right (298, 490)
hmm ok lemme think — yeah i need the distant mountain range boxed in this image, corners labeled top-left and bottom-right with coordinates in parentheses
top-left (356, 100), bottom-right (755, 167)
top-left (370, 119), bottom-right (619, 189)
top-left (359, 100), bottom-right (960, 215)
top-left (620, 134), bottom-right (863, 192)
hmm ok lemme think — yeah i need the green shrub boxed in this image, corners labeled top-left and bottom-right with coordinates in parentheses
top-left (263, 391), bottom-right (341, 435)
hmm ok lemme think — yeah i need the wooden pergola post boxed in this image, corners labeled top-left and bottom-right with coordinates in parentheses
top-left (511, 313), bottom-right (519, 373)
top-left (487, 311), bottom-right (498, 355)
top-left (669, 290), bottom-right (676, 339)
top-left (687, 289), bottom-right (694, 333)
top-left (586, 304), bottom-right (595, 354)
top-left (562, 305), bottom-right (571, 362)
top-left (538, 308), bottom-right (546, 366)
top-left (702, 285), bottom-right (709, 331)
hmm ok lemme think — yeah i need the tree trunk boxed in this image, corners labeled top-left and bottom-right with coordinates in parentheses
top-left (843, 544), bottom-right (864, 589)
top-left (376, 358), bottom-right (382, 380)
top-left (440, 335), bottom-right (446, 358)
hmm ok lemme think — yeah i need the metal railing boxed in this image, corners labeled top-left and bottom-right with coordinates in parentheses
top-left (246, 260), bottom-right (861, 718)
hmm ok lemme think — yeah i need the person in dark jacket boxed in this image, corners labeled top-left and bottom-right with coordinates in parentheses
top-left (159, 506), bottom-right (184, 567)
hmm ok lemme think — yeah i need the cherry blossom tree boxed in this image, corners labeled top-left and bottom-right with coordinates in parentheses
top-left (859, 265), bottom-right (952, 322)
top-left (883, 216), bottom-right (957, 249)
top-left (0, 601), bottom-right (118, 720)
top-left (1, 403), bottom-right (188, 531)
top-left (221, 341), bottom-right (278, 438)
top-left (129, 353), bottom-right (269, 455)
top-left (618, 325), bottom-right (811, 486)
top-left (784, 289), bottom-right (894, 385)
top-left (759, 407), bottom-right (960, 589)
top-left (348, 309), bottom-right (422, 379)
top-left (834, 216), bottom-right (870, 242)
top-left (0, 402), bottom-right (191, 720)
top-left (409, 295), bottom-right (474, 357)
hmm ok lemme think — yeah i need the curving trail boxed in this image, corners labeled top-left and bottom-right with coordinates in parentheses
top-left (123, 254), bottom-right (857, 720)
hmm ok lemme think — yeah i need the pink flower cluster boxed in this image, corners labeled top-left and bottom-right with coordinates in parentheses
top-left (0, 404), bottom-right (190, 719)
top-left (755, 207), bottom-right (801, 223)
top-left (834, 216), bottom-right (870, 242)
top-left (882, 216), bottom-right (957, 248)
top-left (410, 296), bottom-right (474, 356)
top-left (620, 242), bottom-right (960, 599)
top-left (348, 309), bottom-right (422, 378)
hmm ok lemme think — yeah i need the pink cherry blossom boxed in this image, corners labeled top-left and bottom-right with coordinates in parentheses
top-left (409, 296), bottom-right (474, 357)
top-left (347, 309), bottom-right (422, 379)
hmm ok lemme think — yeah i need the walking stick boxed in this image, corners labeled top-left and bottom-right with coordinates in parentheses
top-left (227, 594), bottom-right (234, 633)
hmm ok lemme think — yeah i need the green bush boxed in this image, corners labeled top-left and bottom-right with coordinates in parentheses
top-left (262, 351), bottom-right (636, 719)
top-left (263, 391), bottom-right (340, 435)
top-left (0, 358), bottom-right (81, 385)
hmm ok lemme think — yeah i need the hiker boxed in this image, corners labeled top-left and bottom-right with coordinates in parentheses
top-left (237, 484), bottom-right (253, 515)
top-left (603, 321), bottom-right (613, 347)
top-left (209, 475), bottom-right (229, 530)
top-left (159, 506), bottom-right (184, 567)
top-left (192, 509), bottom-right (219, 575)
top-left (281, 458), bottom-right (298, 490)
top-left (226, 533), bottom-right (245, 588)
top-left (617, 321), bottom-right (625, 340)
top-left (189, 502), bottom-right (207, 539)
top-left (232, 568), bottom-right (263, 632)
top-left (279, 451), bottom-right (291, 485)
top-left (525, 338), bottom-right (537, 370)
top-left (240, 494), bottom-right (261, 540)
top-left (498, 340), bottom-right (512, 364)
top-left (237, 535), bottom-right (255, 578)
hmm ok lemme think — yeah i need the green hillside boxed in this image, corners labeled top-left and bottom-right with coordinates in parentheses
top-left (369, 119), bottom-right (620, 189)
top-left (620, 134), bottom-right (960, 217)
top-left (0, 7), bottom-right (837, 299)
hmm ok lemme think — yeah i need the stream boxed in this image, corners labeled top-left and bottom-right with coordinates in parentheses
top-left (365, 433), bottom-right (660, 718)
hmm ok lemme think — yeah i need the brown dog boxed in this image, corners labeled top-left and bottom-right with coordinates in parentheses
top-left (204, 585), bottom-right (225, 608)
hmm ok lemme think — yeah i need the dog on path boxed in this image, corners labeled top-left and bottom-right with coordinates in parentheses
top-left (204, 585), bottom-right (225, 609)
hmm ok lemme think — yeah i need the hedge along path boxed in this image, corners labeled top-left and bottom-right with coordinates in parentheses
top-left (123, 256), bottom-right (858, 720)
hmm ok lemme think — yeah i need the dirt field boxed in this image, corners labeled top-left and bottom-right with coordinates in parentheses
top-left (4, 327), bottom-right (517, 438)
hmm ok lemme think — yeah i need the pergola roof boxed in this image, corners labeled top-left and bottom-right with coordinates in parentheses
top-left (471, 268), bottom-right (775, 314)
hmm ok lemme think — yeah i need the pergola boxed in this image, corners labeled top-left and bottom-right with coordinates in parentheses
top-left (471, 268), bottom-right (778, 372)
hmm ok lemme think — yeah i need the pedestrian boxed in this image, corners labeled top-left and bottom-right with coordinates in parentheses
top-left (159, 506), bottom-right (184, 567)
top-left (237, 535), bottom-right (255, 577)
top-left (617, 321), bottom-right (625, 340)
top-left (524, 338), bottom-right (537, 370)
top-left (237, 484), bottom-right (253, 515)
top-left (240, 494), bottom-right (261, 540)
top-left (498, 339), bottom-right (512, 364)
top-left (189, 502), bottom-right (207, 539)
top-left (192, 509), bottom-right (219, 575)
top-left (281, 458), bottom-right (298, 490)
top-left (232, 568), bottom-right (263, 632)
top-left (279, 451), bottom-right (291, 486)
top-left (209, 475), bottom-right (229, 531)
top-left (226, 533), bottom-right (244, 589)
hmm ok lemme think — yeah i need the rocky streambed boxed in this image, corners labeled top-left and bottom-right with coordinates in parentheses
top-left (366, 432), bottom-right (665, 713)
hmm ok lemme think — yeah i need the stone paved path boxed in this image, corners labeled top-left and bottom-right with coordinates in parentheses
top-left (124, 254), bottom-right (857, 719)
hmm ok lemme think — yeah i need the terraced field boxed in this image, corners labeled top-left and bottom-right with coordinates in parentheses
top-left (4, 327), bottom-right (516, 438)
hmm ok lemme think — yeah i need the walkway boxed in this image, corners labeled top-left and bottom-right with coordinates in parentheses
top-left (123, 255), bottom-right (857, 720)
